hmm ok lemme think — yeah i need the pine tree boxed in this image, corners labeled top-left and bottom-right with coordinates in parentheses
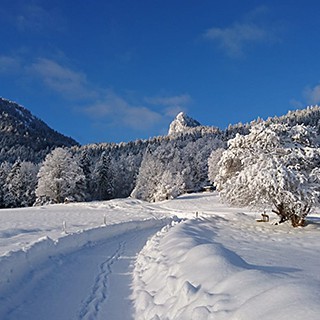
top-left (0, 162), bottom-right (12, 207)
top-left (93, 152), bottom-right (114, 200)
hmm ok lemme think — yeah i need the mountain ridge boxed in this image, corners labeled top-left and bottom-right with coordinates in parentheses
top-left (0, 97), bottom-right (79, 163)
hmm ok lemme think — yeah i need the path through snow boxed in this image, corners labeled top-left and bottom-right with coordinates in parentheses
top-left (2, 226), bottom-right (160, 320)
top-left (1, 193), bottom-right (320, 319)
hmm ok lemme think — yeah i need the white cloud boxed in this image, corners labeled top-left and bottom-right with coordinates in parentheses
top-left (203, 6), bottom-right (278, 57)
top-left (6, 53), bottom-right (191, 134)
top-left (27, 58), bottom-right (95, 99)
top-left (304, 84), bottom-right (320, 105)
top-left (289, 99), bottom-right (304, 109)
top-left (124, 106), bottom-right (162, 130)
top-left (146, 94), bottom-right (191, 107)
top-left (204, 23), bottom-right (268, 57)
top-left (83, 91), bottom-right (162, 131)
top-left (145, 94), bottom-right (191, 117)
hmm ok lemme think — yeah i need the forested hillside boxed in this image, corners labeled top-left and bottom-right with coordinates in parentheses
top-left (1, 97), bottom-right (320, 212)
top-left (0, 98), bottom-right (79, 163)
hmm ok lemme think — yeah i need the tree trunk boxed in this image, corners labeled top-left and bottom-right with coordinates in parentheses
top-left (272, 203), bottom-right (306, 227)
top-left (290, 214), bottom-right (306, 227)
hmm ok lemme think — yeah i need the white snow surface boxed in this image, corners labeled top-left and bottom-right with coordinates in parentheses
top-left (1, 193), bottom-right (320, 319)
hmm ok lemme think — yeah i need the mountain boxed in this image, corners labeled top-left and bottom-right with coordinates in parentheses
top-left (168, 112), bottom-right (201, 135)
top-left (0, 98), bottom-right (79, 163)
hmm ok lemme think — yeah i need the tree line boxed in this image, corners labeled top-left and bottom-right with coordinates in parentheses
top-left (1, 105), bottom-right (320, 227)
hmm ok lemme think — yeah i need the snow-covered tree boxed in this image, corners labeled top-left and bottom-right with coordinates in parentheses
top-left (113, 153), bottom-right (141, 198)
top-left (92, 151), bottom-right (115, 200)
top-left (131, 144), bottom-right (186, 202)
top-left (0, 161), bottom-right (12, 207)
top-left (208, 148), bottom-right (225, 183)
top-left (36, 148), bottom-right (86, 204)
top-left (78, 149), bottom-right (93, 200)
top-left (131, 148), bottom-right (163, 202)
top-left (5, 161), bottom-right (39, 207)
top-left (153, 170), bottom-right (185, 201)
top-left (182, 137), bottom-right (225, 191)
top-left (215, 123), bottom-right (320, 227)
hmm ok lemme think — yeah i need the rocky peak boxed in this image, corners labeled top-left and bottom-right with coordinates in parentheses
top-left (168, 112), bottom-right (201, 135)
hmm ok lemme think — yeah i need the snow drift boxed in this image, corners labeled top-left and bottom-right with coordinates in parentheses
top-left (133, 217), bottom-right (320, 320)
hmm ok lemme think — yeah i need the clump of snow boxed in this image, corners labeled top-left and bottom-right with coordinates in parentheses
top-left (168, 112), bottom-right (201, 135)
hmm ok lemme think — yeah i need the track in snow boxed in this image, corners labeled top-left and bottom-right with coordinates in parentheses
top-left (79, 241), bottom-right (125, 319)
top-left (3, 227), bottom-right (160, 320)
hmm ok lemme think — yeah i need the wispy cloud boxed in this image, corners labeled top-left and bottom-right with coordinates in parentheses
top-left (27, 58), bottom-right (96, 100)
top-left (26, 59), bottom-right (166, 131)
top-left (145, 94), bottom-right (192, 117)
top-left (83, 90), bottom-right (162, 131)
top-left (304, 84), bottom-right (320, 105)
top-left (290, 83), bottom-right (320, 108)
top-left (3, 52), bottom-right (189, 135)
top-left (16, 4), bottom-right (48, 30)
top-left (1, 2), bottom-right (64, 33)
top-left (203, 6), bottom-right (279, 57)
top-left (0, 55), bottom-right (21, 74)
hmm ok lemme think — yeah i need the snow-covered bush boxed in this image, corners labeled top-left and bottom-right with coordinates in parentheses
top-left (215, 123), bottom-right (320, 227)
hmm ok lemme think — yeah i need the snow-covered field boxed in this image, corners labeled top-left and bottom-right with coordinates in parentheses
top-left (0, 193), bottom-right (319, 319)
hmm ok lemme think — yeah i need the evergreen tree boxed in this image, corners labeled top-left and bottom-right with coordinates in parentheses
top-left (78, 149), bottom-right (93, 200)
top-left (6, 161), bottom-right (39, 207)
top-left (0, 161), bottom-right (12, 207)
top-left (93, 152), bottom-right (114, 200)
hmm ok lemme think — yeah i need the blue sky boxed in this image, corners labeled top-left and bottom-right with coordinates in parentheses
top-left (1, 0), bottom-right (320, 144)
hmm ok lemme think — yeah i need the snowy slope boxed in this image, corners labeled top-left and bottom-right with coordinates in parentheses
top-left (1, 193), bottom-right (320, 319)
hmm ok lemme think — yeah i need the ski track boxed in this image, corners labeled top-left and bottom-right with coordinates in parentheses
top-left (1, 225), bottom-right (165, 320)
top-left (79, 241), bottom-right (125, 319)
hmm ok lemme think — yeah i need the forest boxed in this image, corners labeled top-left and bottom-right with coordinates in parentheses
top-left (1, 98), bottom-right (320, 226)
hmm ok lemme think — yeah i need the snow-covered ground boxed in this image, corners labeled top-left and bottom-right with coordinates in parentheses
top-left (0, 193), bottom-right (319, 319)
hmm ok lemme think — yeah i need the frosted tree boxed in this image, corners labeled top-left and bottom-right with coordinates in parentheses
top-left (208, 148), bottom-right (225, 183)
top-left (113, 153), bottom-right (141, 198)
top-left (36, 148), bottom-right (86, 204)
top-left (78, 149), bottom-right (93, 200)
top-left (153, 170), bottom-right (185, 201)
top-left (131, 149), bottom-right (162, 202)
top-left (132, 143), bottom-right (186, 202)
top-left (93, 151), bottom-right (114, 200)
top-left (215, 123), bottom-right (320, 227)
top-left (0, 161), bottom-right (12, 207)
top-left (182, 137), bottom-right (225, 191)
top-left (5, 161), bottom-right (39, 207)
